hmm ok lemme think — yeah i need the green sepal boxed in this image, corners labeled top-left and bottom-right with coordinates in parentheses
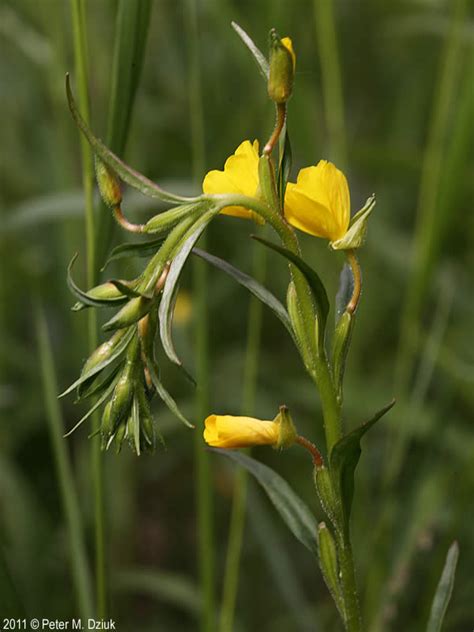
top-left (268, 28), bottom-right (294, 104)
top-left (331, 195), bottom-right (376, 250)
top-left (252, 235), bottom-right (329, 332)
top-left (66, 74), bottom-right (193, 205)
top-left (329, 400), bottom-right (395, 537)
top-left (109, 279), bottom-right (151, 300)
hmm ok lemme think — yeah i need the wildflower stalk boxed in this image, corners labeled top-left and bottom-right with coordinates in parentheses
top-left (186, 1), bottom-right (215, 629)
top-left (70, 0), bottom-right (106, 616)
top-left (220, 240), bottom-right (267, 632)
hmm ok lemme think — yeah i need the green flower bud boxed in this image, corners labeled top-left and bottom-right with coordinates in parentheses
top-left (332, 310), bottom-right (354, 404)
top-left (318, 522), bottom-right (343, 609)
top-left (274, 405), bottom-right (297, 449)
top-left (81, 328), bottom-right (129, 376)
top-left (102, 296), bottom-right (153, 332)
top-left (313, 464), bottom-right (341, 531)
top-left (268, 30), bottom-right (295, 104)
top-left (95, 157), bottom-right (122, 208)
top-left (144, 202), bottom-right (204, 234)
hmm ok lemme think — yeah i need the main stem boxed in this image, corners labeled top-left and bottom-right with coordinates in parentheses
top-left (70, 0), bottom-right (107, 617)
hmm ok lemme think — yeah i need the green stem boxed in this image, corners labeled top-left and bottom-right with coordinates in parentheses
top-left (35, 299), bottom-right (94, 619)
top-left (220, 239), bottom-right (267, 632)
top-left (337, 535), bottom-right (362, 632)
top-left (186, 2), bottom-right (215, 630)
top-left (70, 0), bottom-right (106, 617)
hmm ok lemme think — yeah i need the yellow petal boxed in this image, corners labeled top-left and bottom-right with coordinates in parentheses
top-left (203, 414), bottom-right (279, 448)
top-left (284, 160), bottom-right (350, 241)
top-left (202, 140), bottom-right (260, 220)
top-left (281, 37), bottom-right (296, 70)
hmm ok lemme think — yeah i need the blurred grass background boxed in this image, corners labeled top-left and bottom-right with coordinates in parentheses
top-left (0, 0), bottom-right (473, 630)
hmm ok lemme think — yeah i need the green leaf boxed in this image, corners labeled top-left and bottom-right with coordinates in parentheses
top-left (66, 74), bottom-right (194, 205)
top-left (214, 450), bottom-right (317, 553)
top-left (426, 541), bottom-right (459, 632)
top-left (145, 358), bottom-right (193, 428)
top-left (64, 373), bottom-right (120, 438)
top-left (67, 254), bottom-right (127, 308)
top-left (330, 400), bottom-right (395, 536)
top-left (193, 248), bottom-right (293, 336)
top-left (231, 22), bottom-right (269, 80)
top-left (109, 279), bottom-right (150, 300)
top-left (101, 236), bottom-right (166, 270)
top-left (59, 327), bottom-right (135, 398)
top-left (158, 224), bottom-right (208, 380)
top-left (252, 236), bottom-right (330, 331)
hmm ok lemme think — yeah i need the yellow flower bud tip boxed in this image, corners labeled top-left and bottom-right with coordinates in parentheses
top-left (284, 160), bottom-right (350, 242)
top-left (268, 29), bottom-right (295, 104)
top-left (281, 37), bottom-right (296, 71)
top-left (202, 140), bottom-right (263, 223)
top-left (203, 414), bottom-right (279, 449)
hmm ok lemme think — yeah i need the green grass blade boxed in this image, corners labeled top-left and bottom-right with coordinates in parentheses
top-left (35, 299), bottom-right (94, 619)
top-left (426, 542), bottom-right (459, 632)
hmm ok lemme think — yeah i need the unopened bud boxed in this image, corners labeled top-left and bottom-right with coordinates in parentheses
top-left (258, 155), bottom-right (280, 211)
top-left (81, 328), bottom-right (128, 377)
top-left (313, 465), bottom-right (341, 531)
top-left (274, 405), bottom-right (297, 449)
top-left (144, 202), bottom-right (203, 234)
top-left (268, 30), bottom-right (295, 104)
top-left (318, 522), bottom-right (343, 607)
top-left (102, 296), bottom-right (152, 332)
top-left (95, 157), bottom-right (122, 208)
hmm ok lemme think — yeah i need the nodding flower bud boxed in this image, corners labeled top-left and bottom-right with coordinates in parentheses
top-left (317, 522), bottom-right (343, 609)
top-left (268, 29), bottom-right (295, 104)
top-left (95, 157), bottom-right (122, 208)
top-left (313, 464), bottom-right (341, 532)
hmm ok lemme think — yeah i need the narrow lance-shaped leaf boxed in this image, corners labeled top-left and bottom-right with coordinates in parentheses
top-left (252, 235), bottom-right (330, 331)
top-left (66, 74), bottom-right (195, 205)
top-left (101, 236), bottom-right (166, 270)
top-left (426, 541), bottom-right (459, 632)
top-left (212, 449), bottom-right (317, 554)
top-left (67, 254), bottom-right (127, 308)
top-left (330, 400), bottom-right (395, 537)
top-left (158, 222), bottom-right (209, 380)
top-left (64, 373), bottom-right (120, 438)
top-left (193, 247), bottom-right (294, 337)
top-left (59, 327), bottom-right (136, 398)
top-left (231, 22), bottom-right (269, 80)
top-left (145, 357), bottom-right (193, 428)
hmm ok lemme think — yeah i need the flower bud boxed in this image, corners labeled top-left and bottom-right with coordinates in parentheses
top-left (318, 522), bottom-right (343, 608)
top-left (102, 296), bottom-right (153, 332)
top-left (313, 464), bottom-right (341, 531)
top-left (275, 405), bottom-right (297, 449)
top-left (332, 310), bottom-right (354, 404)
top-left (268, 30), bottom-right (295, 104)
top-left (95, 157), bottom-right (122, 208)
top-left (81, 328), bottom-right (129, 377)
top-left (144, 202), bottom-right (204, 234)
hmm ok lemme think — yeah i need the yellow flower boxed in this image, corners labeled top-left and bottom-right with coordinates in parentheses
top-left (204, 407), bottom-right (297, 449)
top-left (284, 160), bottom-right (350, 243)
top-left (202, 140), bottom-right (260, 221)
top-left (204, 414), bottom-right (279, 448)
